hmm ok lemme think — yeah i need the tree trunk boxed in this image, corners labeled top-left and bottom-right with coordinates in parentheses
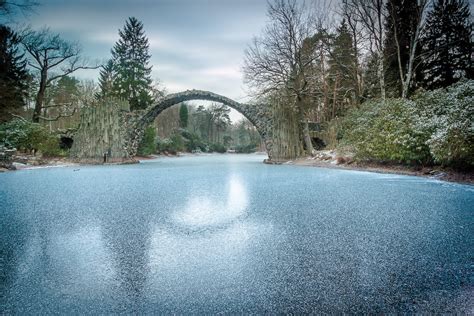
top-left (402, 20), bottom-right (422, 99)
top-left (353, 37), bottom-right (362, 107)
top-left (270, 95), bottom-right (302, 160)
top-left (377, 54), bottom-right (386, 100)
top-left (296, 97), bottom-right (314, 156)
top-left (302, 119), bottom-right (314, 156)
top-left (390, 5), bottom-right (406, 98)
top-left (332, 75), bottom-right (339, 119)
top-left (32, 70), bottom-right (47, 123)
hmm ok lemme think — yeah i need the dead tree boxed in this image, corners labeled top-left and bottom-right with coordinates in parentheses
top-left (20, 27), bottom-right (98, 122)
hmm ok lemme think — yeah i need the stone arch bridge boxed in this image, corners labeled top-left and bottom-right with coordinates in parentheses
top-left (70, 90), bottom-right (274, 161)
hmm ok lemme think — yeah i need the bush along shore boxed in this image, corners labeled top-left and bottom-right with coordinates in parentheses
top-left (0, 118), bottom-right (75, 171)
top-left (339, 81), bottom-right (473, 170)
top-left (288, 80), bottom-right (474, 185)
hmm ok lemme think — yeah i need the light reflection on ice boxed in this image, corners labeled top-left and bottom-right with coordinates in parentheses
top-left (146, 221), bottom-right (264, 299)
top-left (17, 224), bottom-right (115, 295)
top-left (173, 174), bottom-right (248, 227)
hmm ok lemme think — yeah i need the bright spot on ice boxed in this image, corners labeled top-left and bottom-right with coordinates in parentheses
top-left (173, 175), bottom-right (248, 227)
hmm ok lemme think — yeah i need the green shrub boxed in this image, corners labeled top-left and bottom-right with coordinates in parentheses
top-left (0, 119), bottom-right (65, 156)
top-left (179, 128), bottom-right (206, 152)
top-left (235, 143), bottom-right (257, 153)
top-left (341, 98), bottom-right (432, 164)
top-left (414, 80), bottom-right (474, 168)
top-left (38, 136), bottom-right (63, 157)
top-left (137, 126), bottom-right (157, 156)
top-left (156, 137), bottom-right (173, 153)
top-left (170, 132), bottom-right (185, 152)
top-left (340, 80), bottom-right (474, 168)
top-left (156, 132), bottom-right (186, 154)
top-left (209, 143), bottom-right (226, 153)
top-left (0, 119), bottom-right (39, 150)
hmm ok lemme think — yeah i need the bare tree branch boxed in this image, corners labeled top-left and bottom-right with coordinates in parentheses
top-left (9, 113), bottom-right (29, 121)
top-left (243, 0), bottom-right (335, 154)
top-left (38, 107), bottom-right (77, 122)
top-left (344, 0), bottom-right (387, 100)
top-left (19, 26), bottom-right (98, 123)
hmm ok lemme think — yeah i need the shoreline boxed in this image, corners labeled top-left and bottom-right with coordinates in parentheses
top-left (285, 157), bottom-right (474, 185)
top-left (2, 153), bottom-right (472, 185)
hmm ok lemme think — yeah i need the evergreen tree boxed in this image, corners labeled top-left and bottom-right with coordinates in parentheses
top-left (179, 102), bottom-right (188, 128)
top-left (419, 0), bottom-right (473, 90)
top-left (384, 0), bottom-right (421, 96)
top-left (328, 20), bottom-right (358, 117)
top-left (50, 76), bottom-right (79, 106)
top-left (362, 53), bottom-right (382, 100)
top-left (137, 125), bottom-right (156, 155)
top-left (111, 17), bottom-right (153, 110)
top-left (0, 25), bottom-right (28, 122)
top-left (96, 59), bottom-right (115, 99)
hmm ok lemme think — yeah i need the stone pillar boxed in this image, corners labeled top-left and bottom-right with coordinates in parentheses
top-left (70, 101), bottom-right (130, 163)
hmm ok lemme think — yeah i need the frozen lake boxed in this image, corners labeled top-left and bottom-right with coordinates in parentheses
top-left (1, 154), bottom-right (473, 313)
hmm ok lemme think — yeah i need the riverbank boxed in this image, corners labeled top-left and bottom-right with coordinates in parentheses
top-left (0, 153), bottom-right (138, 172)
top-left (2, 151), bottom-right (472, 185)
top-left (0, 154), bottom-right (78, 172)
top-left (284, 151), bottom-right (474, 185)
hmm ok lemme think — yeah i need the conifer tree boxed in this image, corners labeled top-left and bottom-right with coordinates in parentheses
top-left (0, 25), bottom-right (28, 122)
top-left (50, 76), bottom-right (79, 106)
top-left (419, 0), bottom-right (473, 90)
top-left (96, 59), bottom-right (115, 99)
top-left (111, 17), bottom-right (153, 110)
top-left (328, 20), bottom-right (358, 117)
top-left (179, 102), bottom-right (188, 128)
top-left (362, 53), bottom-right (382, 100)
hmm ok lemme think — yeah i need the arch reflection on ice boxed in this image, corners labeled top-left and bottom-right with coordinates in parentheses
top-left (173, 175), bottom-right (248, 228)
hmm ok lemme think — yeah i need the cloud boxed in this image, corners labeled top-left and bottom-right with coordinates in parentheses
top-left (200, 66), bottom-right (242, 80)
top-left (88, 32), bottom-right (118, 44)
top-left (19, 0), bottom-right (268, 103)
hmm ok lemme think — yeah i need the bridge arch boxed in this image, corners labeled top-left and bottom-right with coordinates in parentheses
top-left (70, 89), bottom-right (273, 162)
top-left (128, 90), bottom-right (273, 157)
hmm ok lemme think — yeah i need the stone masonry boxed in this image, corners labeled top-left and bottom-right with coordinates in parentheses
top-left (70, 90), bottom-right (274, 162)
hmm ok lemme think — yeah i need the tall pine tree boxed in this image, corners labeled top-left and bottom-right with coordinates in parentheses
top-left (328, 19), bottom-right (358, 117)
top-left (0, 25), bottom-right (28, 122)
top-left (179, 102), bottom-right (188, 128)
top-left (419, 0), bottom-right (473, 90)
top-left (111, 17), bottom-right (153, 110)
top-left (96, 59), bottom-right (115, 99)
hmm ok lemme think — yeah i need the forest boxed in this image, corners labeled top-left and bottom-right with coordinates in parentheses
top-left (0, 0), bottom-right (473, 169)
top-left (242, 0), bottom-right (473, 168)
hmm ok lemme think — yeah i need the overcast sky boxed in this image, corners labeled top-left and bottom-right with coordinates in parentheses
top-left (13, 0), bottom-right (271, 104)
top-left (7, 0), bottom-right (474, 98)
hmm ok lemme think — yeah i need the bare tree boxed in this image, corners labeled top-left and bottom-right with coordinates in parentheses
top-left (345, 0), bottom-right (387, 100)
top-left (20, 27), bottom-right (98, 122)
top-left (340, 0), bottom-right (367, 105)
top-left (244, 0), bottom-right (327, 155)
top-left (388, 0), bottom-right (431, 98)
